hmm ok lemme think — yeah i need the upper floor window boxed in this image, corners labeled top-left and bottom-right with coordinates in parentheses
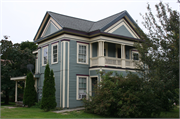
top-left (133, 53), bottom-right (139, 60)
top-left (77, 43), bottom-right (88, 64)
top-left (51, 43), bottom-right (58, 64)
top-left (42, 46), bottom-right (48, 66)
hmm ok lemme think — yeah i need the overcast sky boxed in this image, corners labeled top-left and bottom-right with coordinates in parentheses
top-left (0, 0), bottom-right (179, 44)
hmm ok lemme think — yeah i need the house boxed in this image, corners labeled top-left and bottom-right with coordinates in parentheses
top-left (11, 10), bottom-right (143, 108)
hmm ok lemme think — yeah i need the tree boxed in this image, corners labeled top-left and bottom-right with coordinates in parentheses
top-left (134, 2), bottom-right (179, 111)
top-left (20, 41), bottom-right (37, 52)
top-left (23, 72), bottom-right (37, 107)
top-left (41, 64), bottom-right (56, 111)
top-left (1, 37), bottom-right (36, 104)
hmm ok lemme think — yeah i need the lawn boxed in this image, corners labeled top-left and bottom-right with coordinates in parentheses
top-left (0, 106), bottom-right (105, 118)
top-left (1, 104), bottom-right (179, 118)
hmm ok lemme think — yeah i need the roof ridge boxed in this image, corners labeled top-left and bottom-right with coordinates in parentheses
top-left (47, 11), bottom-right (95, 23)
top-left (95, 11), bottom-right (126, 23)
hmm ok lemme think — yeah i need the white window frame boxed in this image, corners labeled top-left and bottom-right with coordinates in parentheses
top-left (51, 43), bottom-right (58, 64)
top-left (42, 46), bottom-right (48, 66)
top-left (132, 51), bottom-right (139, 61)
top-left (77, 43), bottom-right (88, 64)
top-left (76, 76), bottom-right (88, 100)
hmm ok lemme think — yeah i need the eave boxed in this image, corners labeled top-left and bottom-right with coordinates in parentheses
top-left (34, 28), bottom-right (144, 44)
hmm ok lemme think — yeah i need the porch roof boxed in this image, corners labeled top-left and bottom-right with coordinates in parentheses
top-left (10, 76), bottom-right (26, 81)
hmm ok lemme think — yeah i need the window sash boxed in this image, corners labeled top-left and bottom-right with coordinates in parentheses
top-left (78, 77), bottom-right (86, 99)
top-left (78, 45), bottom-right (87, 63)
top-left (52, 45), bottom-right (58, 63)
top-left (43, 47), bottom-right (48, 65)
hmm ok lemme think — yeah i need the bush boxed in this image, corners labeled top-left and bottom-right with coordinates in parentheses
top-left (32, 100), bottom-right (42, 108)
top-left (83, 71), bottom-right (162, 118)
top-left (23, 72), bottom-right (37, 107)
top-left (41, 64), bottom-right (57, 111)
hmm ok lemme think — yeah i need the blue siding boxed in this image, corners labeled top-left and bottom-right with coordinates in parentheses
top-left (92, 42), bottom-right (98, 57)
top-left (112, 25), bottom-right (134, 38)
top-left (37, 42), bottom-right (61, 107)
top-left (69, 40), bottom-right (89, 108)
top-left (108, 43), bottom-right (116, 57)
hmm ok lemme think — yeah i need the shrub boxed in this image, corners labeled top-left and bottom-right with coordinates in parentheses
top-left (83, 71), bottom-right (161, 118)
top-left (23, 72), bottom-right (37, 107)
top-left (41, 64), bottom-right (57, 111)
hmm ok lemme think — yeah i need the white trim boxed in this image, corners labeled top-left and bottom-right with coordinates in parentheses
top-left (104, 18), bottom-right (140, 39)
top-left (11, 76), bottom-right (26, 81)
top-left (62, 42), bottom-right (66, 108)
top-left (60, 42), bottom-right (62, 107)
top-left (42, 46), bottom-right (48, 66)
top-left (77, 43), bottom-right (89, 64)
top-left (67, 42), bottom-right (69, 108)
top-left (89, 68), bottom-right (136, 72)
top-left (41, 17), bottom-right (62, 37)
top-left (33, 50), bottom-right (38, 54)
top-left (51, 42), bottom-right (59, 64)
top-left (76, 76), bottom-right (89, 100)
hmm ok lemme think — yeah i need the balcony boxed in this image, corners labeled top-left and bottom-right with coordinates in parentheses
top-left (90, 56), bottom-right (138, 68)
top-left (90, 41), bottom-right (139, 69)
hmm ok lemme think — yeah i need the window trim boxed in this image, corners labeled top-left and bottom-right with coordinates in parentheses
top-left (42, 46), bottom-right (48, 66)
top-left (132, 51), bottom-right (139, 60)
top-left (76, 76), bottom-right (88, 100)
top-left (51, 43), bottom-right (58, 64)
top-left (77, 43), bottom-right (89, 64)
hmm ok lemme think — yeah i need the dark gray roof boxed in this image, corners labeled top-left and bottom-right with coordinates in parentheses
top-left (48, 11), bottom-right (126, 33)
top-left (48, 11), bottom-right (94, 32)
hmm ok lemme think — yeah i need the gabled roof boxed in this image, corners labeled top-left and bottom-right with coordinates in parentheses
top-left (34, 10), bottom-right (141, 43)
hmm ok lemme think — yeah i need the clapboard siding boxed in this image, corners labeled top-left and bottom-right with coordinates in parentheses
top-left (69, 40), bottom-right (90, 108)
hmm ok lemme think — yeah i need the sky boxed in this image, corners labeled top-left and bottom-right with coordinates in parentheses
top-left (0, 0), bottom-right (179, 44)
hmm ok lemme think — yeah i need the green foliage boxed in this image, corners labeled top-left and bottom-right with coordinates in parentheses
top-left (1, 37), bottom-right (36, 104)
top-left (32, 100), bottom-right (42, 108)
top-left (20, 41), bottom-right (38, 52)
top-left (23, 72), bottom-right (37, 107)
top-left (134, 2), bottom-right (179, 111)
top-left (83, 71), bottom-right (161, 118)
top-left (41, 64), bottom-right (57, 111)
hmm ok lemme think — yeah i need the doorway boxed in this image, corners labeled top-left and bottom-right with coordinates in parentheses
top-left (91, 77), bottom-right (97, 97)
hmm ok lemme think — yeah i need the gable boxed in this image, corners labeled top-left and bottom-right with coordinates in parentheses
top-left (41, 17), bottom-right (62, 37)
top-left (104, 18), bottom-right (140, 39)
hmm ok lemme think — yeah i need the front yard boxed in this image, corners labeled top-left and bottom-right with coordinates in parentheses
top-left (0, 104), bottom-right (179, 118)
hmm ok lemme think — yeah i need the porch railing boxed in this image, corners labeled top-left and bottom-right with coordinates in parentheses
top-left (90, 57), bottom-right (138, 68)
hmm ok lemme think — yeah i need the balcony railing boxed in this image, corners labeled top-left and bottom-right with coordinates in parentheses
top-left (90, 57), bottom-right (138, 68)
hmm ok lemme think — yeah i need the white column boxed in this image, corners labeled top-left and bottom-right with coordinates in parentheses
top-left (121, 44), bottom-right (126, 68)
top-left (15, 81), bottom-right (17, 102)
top-left (98, 40), bottom-right (105, 66)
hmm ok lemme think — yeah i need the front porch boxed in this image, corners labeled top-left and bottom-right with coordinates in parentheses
top-left (90, 41), bottom-right (139, 68)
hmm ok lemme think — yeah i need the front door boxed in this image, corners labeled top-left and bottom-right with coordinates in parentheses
top-left (91, 77), bottom-right (97, 97)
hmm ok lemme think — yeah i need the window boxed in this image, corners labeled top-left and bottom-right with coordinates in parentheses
top-left (133, 53), bottom-right (139, 60)
top-left (51, 43), bottom-right (58, 64)
top-left (42, 46), bottom-right (48, 66)
top-left (76, 76), bottom-right (88, 100)
top-left (77, 43), bottom-right (88, 64)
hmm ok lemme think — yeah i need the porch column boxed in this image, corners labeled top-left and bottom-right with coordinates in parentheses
top-left (121, 44), bottom-right (126, 68)
top-left (15, 81), bottom-right (17, 102)
top-left (98, 40), bottom-right (105, 66)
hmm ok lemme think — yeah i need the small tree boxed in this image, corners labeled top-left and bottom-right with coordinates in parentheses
top-left (41, 64), bottom-right (56, 111)
top-left (23, 72), bottom-right (37, 107)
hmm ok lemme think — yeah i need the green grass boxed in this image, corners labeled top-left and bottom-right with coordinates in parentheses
top-left (1, 106), bottom-right (105, 118)
top-left (1, 105), bottom-right (179, 118)
top-left (158, 106), bottom-right (179, 118)
top-left (1, 102), bottom-right (15, 106)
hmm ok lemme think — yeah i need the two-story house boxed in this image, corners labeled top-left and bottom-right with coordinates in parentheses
top-left (11, 10), bottom-right (143, 108)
